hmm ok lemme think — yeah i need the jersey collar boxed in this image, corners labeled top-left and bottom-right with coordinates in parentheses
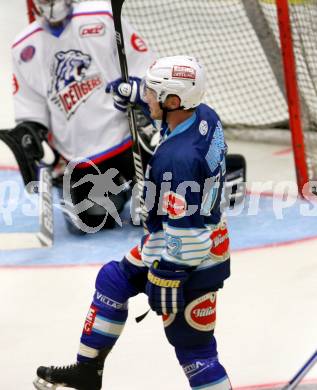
top-left (167, 111), bottom-right (197, 140)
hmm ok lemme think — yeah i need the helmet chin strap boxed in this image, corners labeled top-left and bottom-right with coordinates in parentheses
top-left (159, 102), bottom-right (184, 130)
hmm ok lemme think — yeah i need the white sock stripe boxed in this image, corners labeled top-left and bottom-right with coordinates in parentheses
top-left (93, 316), bottom-right (125, 337)
top-left (78, 343), bottom-right (99, 359)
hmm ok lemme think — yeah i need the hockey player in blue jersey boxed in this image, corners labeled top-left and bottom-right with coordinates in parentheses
top-left (33, 56), bottom-right (232, 390)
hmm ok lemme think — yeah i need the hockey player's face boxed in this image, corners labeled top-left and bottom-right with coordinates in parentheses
top-left (36, 0), bottom-right (70, 24)
top-left (144, 87), bottom-right (162, 120)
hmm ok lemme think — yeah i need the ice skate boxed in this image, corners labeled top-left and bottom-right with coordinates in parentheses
top-left (33, 361), bottom-right (103, 390)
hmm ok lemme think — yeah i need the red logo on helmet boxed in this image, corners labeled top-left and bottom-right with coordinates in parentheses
top-left (185, 293), bottom-right (216, 331)
top-left (162, 191), bottom-right (187, 219)
top-left (12, 74), bottom-right (19, 95)
top-left (172, 65), bottom-right (196, 80)
top-left (131, 33), bottom-right (148, 52)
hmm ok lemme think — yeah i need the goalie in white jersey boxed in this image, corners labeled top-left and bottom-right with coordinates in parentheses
top-left (8, 0), bottom-right (156, 233)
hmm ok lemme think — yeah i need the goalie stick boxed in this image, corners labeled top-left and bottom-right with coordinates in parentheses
top-left (0, 167), bottom-right (54, 250)
top-left (110, 0), bottom-right (148, 230)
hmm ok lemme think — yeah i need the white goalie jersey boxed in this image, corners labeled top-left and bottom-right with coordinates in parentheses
top-left (11, 1), bottom-right (155, 164)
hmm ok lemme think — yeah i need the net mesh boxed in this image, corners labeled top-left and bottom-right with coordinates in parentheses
top-left (123, 0), bottom-right (289, 128)
top-left (121, 0), bottom-right (317, 180)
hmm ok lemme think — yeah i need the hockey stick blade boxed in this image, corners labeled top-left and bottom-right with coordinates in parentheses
top-left (0, 167), bottom-right (53, 250)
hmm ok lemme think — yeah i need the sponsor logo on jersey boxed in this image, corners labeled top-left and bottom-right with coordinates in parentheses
top-left (51, 50), bottom-right (92, 93)
top-left (80, 23), bottom-right (105, 37)
top-left (162, 313), bottom-right (176, 328)
top-left (57, 75), bottom-right (103, 118)
top-left (172, 65), bottom-right (196, 80)
top-left (49, 49), bottom-right (103, 118)
top-left (162, 191), bottom-right (187, 219)
top-left (83, 305), bottom-right (98, 335)
top-left (199, 120), bottom-right (209, 136)
top-left (166, 234), bottom-right (182, 256)
top-left (20, 45), bottom-right (36, 62)
top-left (185, 292), bottom-right (216, 331)
top-left (131, 33), bottom-right (148, 52)
top-left (12, 74), bottom-right (19, 94)
top-left (210, 220), bottom-right (230, 259)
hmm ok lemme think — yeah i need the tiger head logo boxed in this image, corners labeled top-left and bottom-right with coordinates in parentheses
top-left (52, 49), bottom-right (92, 93)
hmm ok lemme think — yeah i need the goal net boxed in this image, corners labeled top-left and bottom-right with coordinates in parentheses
top-left (27, 0), bottom-right (317, 192)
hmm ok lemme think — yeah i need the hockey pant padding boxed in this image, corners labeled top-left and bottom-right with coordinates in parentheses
top-left (163, 288), bottom-right (217, 348)
top-left (176, 340), bottom-right (231, 390)
top-left (78, 261), bottom-right (140, 362)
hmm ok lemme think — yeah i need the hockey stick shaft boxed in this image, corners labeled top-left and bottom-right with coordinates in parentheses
top-left (37, 166), bottom-right (54, 247)
top-left (282, 350), bottom-right (317, 390)
top-left (110, 0), bottom-right (148, 230)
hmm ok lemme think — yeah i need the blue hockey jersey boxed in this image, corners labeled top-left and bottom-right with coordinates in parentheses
top-left (127, 104), bottom-right (230, 286)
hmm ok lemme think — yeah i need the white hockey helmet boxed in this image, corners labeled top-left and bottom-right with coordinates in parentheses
top-left (144, 56), bottom-right (206, 110)
top-left (33, 0), bottom-right (72, 24)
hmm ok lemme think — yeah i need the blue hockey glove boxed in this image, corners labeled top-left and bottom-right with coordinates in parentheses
top-left (145, 260), bottom-right (189, 315)
top-left (105, 77), bottom-right (142, 112)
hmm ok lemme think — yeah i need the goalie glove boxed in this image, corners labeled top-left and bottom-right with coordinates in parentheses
top-left (0, 122), bottom-right (55, 188)
top-left (145, 260), bottom-right (190, 315)
top-left (105, 77), bottom-right (143, 112)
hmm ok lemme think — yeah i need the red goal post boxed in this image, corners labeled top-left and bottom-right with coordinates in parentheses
top-left (26, 0), bottom-right (317, 196)
top-left (276, 0), bottom-right (309, 195)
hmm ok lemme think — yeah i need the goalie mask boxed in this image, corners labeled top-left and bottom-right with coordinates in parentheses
top-left (143, 56), bottom-right (206, 110)
top-left (33, 0), bottom-right (72, 24)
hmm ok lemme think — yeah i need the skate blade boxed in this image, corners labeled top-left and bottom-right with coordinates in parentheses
top-left (33, 377), bottom-right (59, 390)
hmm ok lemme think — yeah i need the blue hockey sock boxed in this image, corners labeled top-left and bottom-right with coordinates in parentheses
top-left (77, 261), bottom-right (136, 362)
top-left (77, 299), bottom-right (128, 363)
top-left (176, 340), bottom-right (231, 389)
